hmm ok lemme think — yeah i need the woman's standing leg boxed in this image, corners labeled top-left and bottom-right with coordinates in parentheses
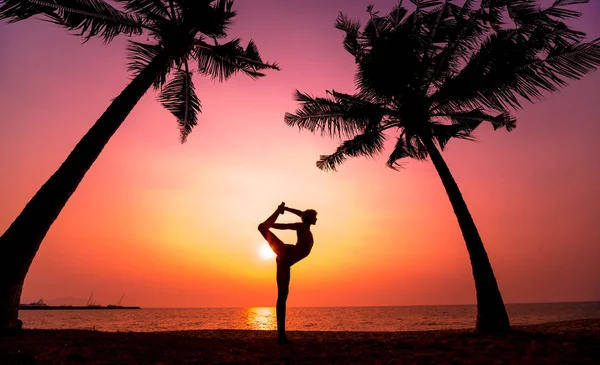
top-left (276, 256), bottom-right (291, 344)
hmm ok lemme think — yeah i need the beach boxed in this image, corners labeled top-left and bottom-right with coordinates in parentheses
top-left (1, 318), bottom-right (598, 364)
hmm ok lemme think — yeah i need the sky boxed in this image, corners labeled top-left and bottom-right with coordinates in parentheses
top-left (0, 0), bottom-right (599, 308)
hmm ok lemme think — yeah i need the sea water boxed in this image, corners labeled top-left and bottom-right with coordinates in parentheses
top-left (20, 301), bottom-right (600, 332)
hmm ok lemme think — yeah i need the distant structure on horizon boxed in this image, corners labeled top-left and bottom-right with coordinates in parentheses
top-left (20, 293), bottom-right (140, 310)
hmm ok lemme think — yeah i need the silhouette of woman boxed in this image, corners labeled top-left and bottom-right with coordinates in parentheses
top-left (258, 202), bottom-right (317, 344)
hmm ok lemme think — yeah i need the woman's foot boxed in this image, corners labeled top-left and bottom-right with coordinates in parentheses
top-left (277, 336), bottom-right (293, 345)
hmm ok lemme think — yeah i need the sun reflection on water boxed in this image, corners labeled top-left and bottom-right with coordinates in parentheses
top-left (245, 307), bottom-right (276, 330)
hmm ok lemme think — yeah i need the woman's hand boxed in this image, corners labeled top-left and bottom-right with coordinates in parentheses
top-left (277, 202), bottom-right (286, 215)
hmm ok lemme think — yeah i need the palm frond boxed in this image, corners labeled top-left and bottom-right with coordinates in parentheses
top-left (553, 0), bottom-right (588, 5)
top-left (241, 40), bottom-right (278, 77)
top-left (481, 0), bottom-right (589, 33)
top-left (423, 1), bottom-right (488, 94)
top-left (0, 0), bottom-right (145, 42)
top-left (386, 134), bottom-right (414, 170)
top-left (425, 0), bottom-right (451, 43)
top-left (287, 1), bottom-right (596, 174)
top-left (488, 111), bottom-right (516, 131)
top-left (418, 0), bottom-right (463, 93)
top-left (157, 67), bottom-right (201, 143)
top-left (430, 123), bottom-right (475, 150)
top-left (430, 109), bottom-right (515, 150)
top-left (405, 135), bottom-right (429, 160)
top-left (407, 0), bottom-right (443, 35)
top-left (388, 2), bottom-right (409, 29)
top-left (284, 90), bottom-right (386, 139)
top-left (335, 4), bottom-right (434, 102)
top-left (509, 0), bottom-right (589, 25)
top-left (354, 31), bottom-right (427, 101)
top-left (114, 0), bottom-right (170, 20)
top-left (506, 0), bottom-right (540, 26)
top-left (409, 0), bottom-right (444, 23)
top-left (126, 40), bottom-right (171, 89)
top-left (335, 12), bottom-right (364, 59)
top-left (410, 0), bottom-right (443, 9)
top-left (194, 38), bottom-right (279, 81)
top-left (317, 130), bottom-right (387, 171)
top-left (178, 0), bottom-right (235, 39)
top-left (432, 33), bottom-right (600, 111)
top-left (538, 38), bottom-right (600, 77)
top-left (435, 109), bottom-right (516, 131)
top-left (514, 0), bottom-right (588, 46)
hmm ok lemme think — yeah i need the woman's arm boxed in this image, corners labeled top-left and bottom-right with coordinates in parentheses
top-left (284, 207), bottom-right (303, 217)
top-left (271, 222), bottom-right (303, 230)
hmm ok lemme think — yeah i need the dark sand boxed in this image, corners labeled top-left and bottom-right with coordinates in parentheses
top-left (1, 319), bottom-right (599, 364)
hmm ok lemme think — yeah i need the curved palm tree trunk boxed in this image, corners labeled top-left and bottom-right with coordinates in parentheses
top-left (422, 137), bottom-right (511, 333)
top-left (0, 51), bottom-right (171, 333)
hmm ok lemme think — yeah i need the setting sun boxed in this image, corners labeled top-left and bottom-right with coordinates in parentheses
top-left (259, 242), bottom-right (276, 261)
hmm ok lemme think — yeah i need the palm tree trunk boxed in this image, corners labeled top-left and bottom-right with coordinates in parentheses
top-left (422, 137), bottom-right (511, 333)
top-left (0, 51), bottom-right (172, 333)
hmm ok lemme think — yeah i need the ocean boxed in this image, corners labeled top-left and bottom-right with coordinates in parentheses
top-left (20, 301), bottom-right (600, 332)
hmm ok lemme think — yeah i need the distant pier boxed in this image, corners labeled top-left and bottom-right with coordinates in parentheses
top-left (20, 296), bottom-right (140, 310)
top-left (19, 305), bottom-right (141, 310)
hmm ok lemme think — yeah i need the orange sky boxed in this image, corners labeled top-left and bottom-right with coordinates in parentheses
top-left (1, 0), bottom-right (599, 308)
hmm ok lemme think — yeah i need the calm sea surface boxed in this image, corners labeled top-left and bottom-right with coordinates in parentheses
top-left (20, 302), bottom-right (600, 332)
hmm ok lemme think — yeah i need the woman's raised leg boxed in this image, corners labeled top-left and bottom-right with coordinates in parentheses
top-left (258, 203), bottom-right (286, 256)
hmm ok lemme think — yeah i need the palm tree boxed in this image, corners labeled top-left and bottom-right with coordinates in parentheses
top-left (285, 0), bottom-right (600, 333)
top-left (0, 0), bottom-right (278, 332)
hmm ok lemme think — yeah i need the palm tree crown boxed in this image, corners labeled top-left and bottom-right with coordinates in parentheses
top-left (284, 0), bottom-right (599, 332)
top-left (285, 0), bottom-right (599, 170)
top-left (1, 0), bottom-right (279, 142)
top-left (0, 0), bottom-right (278, 333)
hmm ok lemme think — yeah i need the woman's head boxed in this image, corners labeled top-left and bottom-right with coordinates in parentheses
top-left (301, 209), bottom-right (318, 225)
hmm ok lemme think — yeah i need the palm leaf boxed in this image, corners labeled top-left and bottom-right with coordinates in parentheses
top-left (423, 0), bottom-right (487, 94)
top-left (284, 90), bottom-right (386, 139)
top-left (0, 0), bottom-right (145, 42)
top-left (335, 12), bottom-right (364, 59)
top-left (157, 67), bottom-right (201, 143)
top-left (388, 2), bottom-right (409, 28)
top-left (126, 40), bottom-right (172, 89)
top-left (404, 135), bottom-right (429, 160)
top-left (431, 123), bottom-right (474, 150)
top-left (435, 109), bottom-right (516, 131)
top-left (194, 38), bottom-right (279, 81)
top-left (432, 32), bottom-right (600, 111)
top-left (113, 0), bottom-right (170, 24)
top-left (317, 129), bottom-right (387, 171)
top-left (386, 134), bottom-right (415, 170)
top-left (429, 109), bottom-right (515, 150)
top-left (115, 0), bottom-right (170, 18)
top-left (553, 0), bottom-right (588, 5)
top-left (241, 40), bottom-right (277, 77)
top-left (288, 1), bottom-right (595, 175)
top-left (178, 0), bottom-right (235, 39)
top-left (353, 29), bottom-right (427, 102)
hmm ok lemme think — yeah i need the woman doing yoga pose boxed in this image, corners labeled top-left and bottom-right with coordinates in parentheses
top-left (257, 202), bottom-right (317, 344)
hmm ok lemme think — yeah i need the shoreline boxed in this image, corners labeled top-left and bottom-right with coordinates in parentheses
top-left (2, 318), bottom-right (599, 364)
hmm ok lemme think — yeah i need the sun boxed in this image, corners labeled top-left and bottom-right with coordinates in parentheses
top-left (258, 242), bottom-right (276, 260)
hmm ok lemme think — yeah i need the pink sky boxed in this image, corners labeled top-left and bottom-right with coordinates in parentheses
top-left (1, 0), bottom-right (599, 308)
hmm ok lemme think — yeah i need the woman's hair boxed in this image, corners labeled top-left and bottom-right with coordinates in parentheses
top-left (301, 209), bottom-right (318, 224)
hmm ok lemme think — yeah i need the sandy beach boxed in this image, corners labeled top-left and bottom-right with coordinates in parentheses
top-left (1, 318), bottom-right (598, 364)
